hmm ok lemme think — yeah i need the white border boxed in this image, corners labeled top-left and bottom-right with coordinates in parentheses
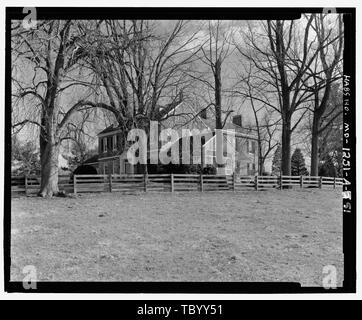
top-left (0, 0), bottom-right (360, 300)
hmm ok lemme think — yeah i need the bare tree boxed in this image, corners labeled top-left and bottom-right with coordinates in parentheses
top-left (234, 64), bottom-right (280, 175)
top-left (11, 20), bottom-right (102, 196)
top-left (12, 19), bottom-right (201, 193)
top-left (235, 15), bottom-right (341, 175)
top-left (307, 14), bottom-right (343, 175)
top-left (299, 83), bottom-right (343, 175)
top-left (258, 111), bottom-right (281, 175)
top-left (195, 20), bottom-right (236, 129)
top-left (63, 20), bottom-right (202, 154)
top-left (243, 106), bottom-right (280, 175)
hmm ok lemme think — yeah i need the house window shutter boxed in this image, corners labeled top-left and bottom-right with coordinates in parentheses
top-left (251, 141), bottom-right (256, 154)
top-left (113, 135), bottom-right (117, 151)
top-left (235, 138), bottom-right (240, 152)
top-left (108, 136), bottom-right (113, 151)
top-left (103, 138), bottom-right (107, 153)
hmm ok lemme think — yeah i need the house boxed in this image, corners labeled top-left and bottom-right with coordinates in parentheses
top-left (90, 125), bottom-right (135, 175)
top-left (161, 103), bottom-right (259, 175)
top-left (86, 103), bottom-right (258, 176)
top-left (218, 117), bottom-right (259, 175)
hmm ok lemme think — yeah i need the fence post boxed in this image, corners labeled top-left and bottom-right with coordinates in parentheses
top-left (334, 177), bottom-right (336, 189)
top-left (232, 172), bottom-right (236, 191)
top-left (108, 173), bottom-right (112, 192)
top-left (171, 173), bottom-right (174, 192)
top-left (319, 176), bottom-right (323, 189)
top-left (255, 175), bottom-right (258, 191)
top-left (74, 175), bottom-right (77, 195)
top-left (144, 172), bottom-right (148, 192)
top-left (300, 175), bottom-right (304, 188)
top-left (200, 173), bottom-right (204, 192)
top-left (279, 175), bottom-right (283, 190)
top-left (25, 176), bottom-right (28, 196)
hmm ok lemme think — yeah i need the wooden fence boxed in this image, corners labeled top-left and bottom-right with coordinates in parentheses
top-left (11, 174), bottom-right (345, 196)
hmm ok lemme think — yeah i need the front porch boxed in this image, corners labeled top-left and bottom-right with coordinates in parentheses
top-left (98, 152), bottom-right (136, 175)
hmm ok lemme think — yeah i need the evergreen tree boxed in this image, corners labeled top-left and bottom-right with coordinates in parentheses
top-left (318, 154), bottom-right (337, 177)
top-left (271, 144), bottom-right (282, 176)
top-left (291, 148), bottom-right (309, 176)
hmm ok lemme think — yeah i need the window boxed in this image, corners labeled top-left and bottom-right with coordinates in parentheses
top-left (235, 138), bottom-right (241, 152)
top-left (108, 136), bottom-right (113, 151)
top-left (247, 140), bottom-right (256, 154)
top-left (204, 155), bottom-right (214, 165)
top-left (124, 159), bottom-right (128, 173)
top-left (103, 137), bottom-right (107, 153)
top-left (251, 141), bottom-right (256, 154)
top-left (113, 135), bottom-right (118, 151)
top-left (104, 161), bottom-right (109, 174)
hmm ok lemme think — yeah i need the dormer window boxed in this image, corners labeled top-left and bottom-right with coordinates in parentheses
top-left (103, 137), bottom-right (107, 153)
top-left (113, 135), bottom-right (118, 151)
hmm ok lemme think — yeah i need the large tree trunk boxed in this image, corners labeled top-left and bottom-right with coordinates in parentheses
top-left (255, 117), bottom-right (263, 175)
top-left (39, 143), bottom-right (59, 197)
top-left (214, 58), bottom-right (224, 170)
top-left (310, 115), bottom-right (320, 176)
top-left (214, 59), bottom-right (225, 168)
top-left (214, 59), bottom-right (222, 130)
top-left (259, 155), bottom-right (264, 176)
top-left (257, 136), bottom-right (264, 175)
top-left (281, 118), bottom-right (291, 176)
top-left (38, 125), bottom-right (60, 197)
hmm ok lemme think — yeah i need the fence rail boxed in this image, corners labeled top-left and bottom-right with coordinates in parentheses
top-left (11, 174), bottom-right (345, 195)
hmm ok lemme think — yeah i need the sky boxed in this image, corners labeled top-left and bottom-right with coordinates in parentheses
top-left (11, 17), bottom-right (343, 172)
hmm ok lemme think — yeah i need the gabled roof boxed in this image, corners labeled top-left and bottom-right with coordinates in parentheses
top-left (97, 125), bottom-right (119, 136)
top-left (223, 122), bottom-right (258, 138)
top-left (162, 101), bottom-right (257, 138)
top-left (194, 118), bottom-right (258, 139)
top-left (97, 104), bottom-right (257, 140)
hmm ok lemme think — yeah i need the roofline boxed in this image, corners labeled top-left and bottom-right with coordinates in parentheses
top-left (98, 129), bottom-right (122, 138)
top-left (222, 129), bottom-right (258, 140)
top-left (82, 162), bottom-right (99, 166)
top-left (161, 101), bottom-right (184, 118)
top-left (98, 155), bottom-right (122, 161)
top-left (161, 101), bottom-right (212, 130)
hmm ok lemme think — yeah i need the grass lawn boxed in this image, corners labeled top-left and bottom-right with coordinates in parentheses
top-left (10, 188), bottom-right (343, 286)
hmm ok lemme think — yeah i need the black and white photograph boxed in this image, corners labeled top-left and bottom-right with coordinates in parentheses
top-left (3, 4), bottom-right (356, 297)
